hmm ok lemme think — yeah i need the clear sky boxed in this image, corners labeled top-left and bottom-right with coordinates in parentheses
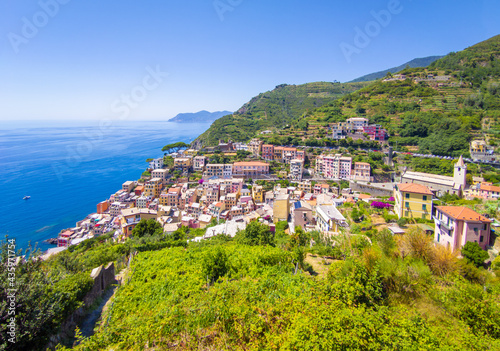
top-left (1, 0), bottom-right (499, 121)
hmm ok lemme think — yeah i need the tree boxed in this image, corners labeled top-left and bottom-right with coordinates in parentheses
top-left (131, 219), bottom-right (163, 238)
top-left (461, 242), bottom-right (489, 267)
top-left (202, 247), bottom-right (229, 284)
top-left (161, 142), bottom-right (189, 154)
top-left (351, 208), bottom-right (361, 222)
top-left (235, 221), bottom-right (275, 246)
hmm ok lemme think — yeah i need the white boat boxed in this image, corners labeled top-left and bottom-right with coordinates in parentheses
top-left (23, 196), bottom-right (30, 200)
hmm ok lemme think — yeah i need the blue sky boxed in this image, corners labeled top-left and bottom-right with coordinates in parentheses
top-left (1, 0), bottom-right (499, 121)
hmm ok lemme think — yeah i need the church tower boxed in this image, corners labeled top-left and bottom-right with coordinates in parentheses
top-left (454, 155), bottom-right (467, 190)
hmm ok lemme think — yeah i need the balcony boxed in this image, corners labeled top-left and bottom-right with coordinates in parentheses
top-left (433, 216), bottom-right (454, 231)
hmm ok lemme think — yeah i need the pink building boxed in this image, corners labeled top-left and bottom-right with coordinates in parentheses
top-left (363, 125), bottom-right (388, 141)
top-left (479, 182), bottom-right (500, 200)
top-left (233, 162), bottom-right (269, 178)
top-left (262, 144), bottom-right (274, 161)
top-left (434, 206), bottom-right (491, 251)
top-left (353, 162), bottom-right (371, 182)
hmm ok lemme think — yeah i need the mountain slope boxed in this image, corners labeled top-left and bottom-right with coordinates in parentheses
top-left (299, 35), bottom-right (500, 156)
top-left (193, 81), bottom-right (370, 147)
top-left (349, 55), bottom-right (444, 82)
top-left (168, 110), bottom-right (232, 123)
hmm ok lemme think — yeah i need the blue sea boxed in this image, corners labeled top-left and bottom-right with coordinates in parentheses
top-left (0, 120), bottom-right (210, 253)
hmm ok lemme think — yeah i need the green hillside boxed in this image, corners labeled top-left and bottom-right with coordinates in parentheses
top-left (349, 55), bottom-right (444, 83)
top-left (299, 35), bottom-right (500, 156)
top-left (192, 81), bottom-right (370, 147)
top-left (64, 229), bottom-right (500, 350)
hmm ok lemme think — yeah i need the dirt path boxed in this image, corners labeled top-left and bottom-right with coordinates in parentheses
top-left (80, 285), bottom-right (117, 337)
top-left (304, 253), bottom-right (337, 278)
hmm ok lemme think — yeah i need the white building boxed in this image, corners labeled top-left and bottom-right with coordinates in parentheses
top-left (316, 205), bottom-right (346, 234)
top-left (193, 156), bottom-right (207, 172)
top-left (223, 164), bottom-right (233, 178)
top-left (149, 157), bottom-right (164, 170)
top-left (290, 159), bottom-right (304, 181)
top-left (234, 143), bottom-right (249, 151)
top-left (136, 195), bottom-right (149, 209)
top-left (346, 117), bottom-right (368, 132)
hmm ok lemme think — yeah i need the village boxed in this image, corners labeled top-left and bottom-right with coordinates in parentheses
top-left (46, 116), bottom-right (500, 261)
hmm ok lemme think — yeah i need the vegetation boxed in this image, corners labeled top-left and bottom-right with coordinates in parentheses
top-left (461, 242), bottom-right (490, 267)
top-left (194, 81), bottom-right (370, 147)
top-left (57, 225), bottom-right (500, 351)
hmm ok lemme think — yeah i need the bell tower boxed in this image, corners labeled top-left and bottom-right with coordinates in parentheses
top-left (454, 155), bottom-right (467, 189)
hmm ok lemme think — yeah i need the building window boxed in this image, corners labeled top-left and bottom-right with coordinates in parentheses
top-left (422, 204), bottom-right (427, 210)
top-left (480, 235), bottom-right (484, 242)
top-left (405, 202), bottom-right (409, 208)
top-left (423, 195), bottom-right (427, 201)
top-left (405, 193), bottom-right (409, 199)
top-left (405, 211), bottom-right (409, 217)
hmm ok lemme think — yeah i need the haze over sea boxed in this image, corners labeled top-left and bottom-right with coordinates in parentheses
top-left (0, 120), bottom-right (210, 252)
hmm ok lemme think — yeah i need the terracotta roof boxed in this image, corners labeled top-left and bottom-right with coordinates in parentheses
top-left (397, 183), bottom-right (433, 195)
top-left (480, 182), bottom-right (500, 193)
top-left (355, 162), bottom-right (370, 166)
top-left (321, 184), bottom-right (330, 188)
top-left (357, 194), bottom-right (371, 199)
top-left (436, 206), bottom-right (491, 223)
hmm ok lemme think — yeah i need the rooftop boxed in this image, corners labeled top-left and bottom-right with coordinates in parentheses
top-left (480, 182), bottom-right (500, 193)
top-left (317, 205), bottom-right (346, 221)
top-left (436, 206), bottom-right (491, 223)
top-left (397, 183), bottom-right (433, 195)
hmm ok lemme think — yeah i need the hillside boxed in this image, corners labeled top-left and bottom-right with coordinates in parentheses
top-left (294, 35), bottom-right (500, 156)
top-left (62, 228), bottom-right (500, 350)
top-left (349, 55), bottom-right (444, 83)
top-left (192, 81), bottom-right (370, 147)
top-left (168, 110), bottom-right (232, 123)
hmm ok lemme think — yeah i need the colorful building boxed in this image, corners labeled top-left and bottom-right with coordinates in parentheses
top-left (434, 206), bottom-right (491, 252)
top-left (394, 183), bottom-right (433, 219)
top-left (273, 194), bottom-right (290, 223)
top-left (290, 159), bottom-right (304, 181)
top-left (262, 144), bottom-right (274, 160)
top-left (233, 162), bottom-right (270, 178)
top-left (353, 162), bottom-right (371, 182)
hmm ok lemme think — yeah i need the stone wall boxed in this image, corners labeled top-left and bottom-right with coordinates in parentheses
top-left (349, 181), bottom-right (394, 197)
top-left (46, 262), bottom-right (117, 349)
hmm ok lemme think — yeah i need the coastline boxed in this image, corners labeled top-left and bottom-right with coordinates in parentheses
top-left (0, 121), bottom-right (212, 253)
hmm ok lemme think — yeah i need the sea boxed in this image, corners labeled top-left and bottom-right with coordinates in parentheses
top-left (0, 120), bottom-right (210, 253)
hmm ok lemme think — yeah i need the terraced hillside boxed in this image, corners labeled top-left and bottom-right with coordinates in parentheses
top-left (296, 35), bottom-right (500, 156)
top-left (192, 81), bottom-right (370, 147)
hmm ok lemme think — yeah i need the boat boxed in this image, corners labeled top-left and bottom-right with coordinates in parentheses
top-left (23, 196), bottom-right (31, 200)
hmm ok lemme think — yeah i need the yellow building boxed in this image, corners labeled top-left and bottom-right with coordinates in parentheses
top-left (273, 194), bottom-right (290, 223)
top-left (120, 208), bottom-right (158, 236)
top-left (143, 178), bottom-right (163, 198)
top-left (394, 183), bottom-right (433, 219)
top-left (184, 149), bottom-right (198, 157)
top-left (174, 157), bottom-right (193, 172)
top-left (297, 180), bottom-right (312, 193)
top-left (252, 185), bottom-right (264, 203)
